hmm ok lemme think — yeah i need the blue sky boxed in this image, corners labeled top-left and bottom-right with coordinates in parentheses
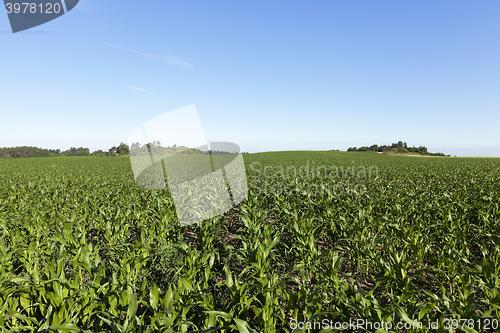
top-left (1, 0), bottom-right (499, 156)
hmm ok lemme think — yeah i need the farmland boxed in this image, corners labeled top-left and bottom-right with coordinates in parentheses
top-left (0, 152), bottom-right (499, 332)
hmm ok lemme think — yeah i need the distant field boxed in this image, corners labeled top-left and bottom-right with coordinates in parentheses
top-left (1, 152), bottom-right (499, 332)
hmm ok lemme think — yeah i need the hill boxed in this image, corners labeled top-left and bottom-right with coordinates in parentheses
top-left (346, 140), bottom-right (449, 156)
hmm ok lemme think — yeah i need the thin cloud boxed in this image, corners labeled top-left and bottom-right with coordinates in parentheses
top-left (124, 85), bottom-right (154, 94)
top-left (103, 42), bottom-right (194, 69)
top-left (163, 55), bottom-right (194, 69)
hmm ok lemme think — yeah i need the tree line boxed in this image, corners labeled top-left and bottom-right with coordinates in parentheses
top-left (0, 143), bottom-right (130, 158)
top-left (0, 142), bottom-right (248, 158)
top-left (0, 146), bottom-right (59, 158)
top-left (347, 141), bottom-right (449, 156)
top-left (130, 141), bottom-right (243, 156)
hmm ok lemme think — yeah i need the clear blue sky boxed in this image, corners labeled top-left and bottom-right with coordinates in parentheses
top-left (1, 0), bottom-right (499, 156)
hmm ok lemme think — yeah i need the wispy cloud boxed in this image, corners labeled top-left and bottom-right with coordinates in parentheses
top-left (123, 85), bottom-right (154, 94)
top-left (163, 55), bottom-right (195, 69)
top-left (104, 43), bottom-right (194, 69)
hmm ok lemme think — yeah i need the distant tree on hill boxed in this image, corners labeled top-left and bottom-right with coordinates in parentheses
top-left (107, 146), bottom-right (118, 156)
top-left (63, 147), bottom-right (90, 156)
top-left (348, 141), bottom-right (446, 156)
top-left (128, 142), bottom-right (210, 156)
top-left (0, 146), bottom-right (60, 158)
top-left (116, 142), bottom-right (130, 156)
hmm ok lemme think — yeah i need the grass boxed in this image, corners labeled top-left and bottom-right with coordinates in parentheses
top-left (0, 152), bottom-right (499, 332)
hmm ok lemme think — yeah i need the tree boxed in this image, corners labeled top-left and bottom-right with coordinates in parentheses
top-left (116, 142), bottom-right (130, 156)
top-left (107, 146), bottom-right (117, 156)
top-left (344, 141), bottom-right (446, 156)
top-left (0, 146), bottom-right (57, 158)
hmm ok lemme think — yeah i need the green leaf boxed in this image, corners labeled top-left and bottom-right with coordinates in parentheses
top-left (127, 293), bottom-right (139, 320)
top-left (396, 306), bottom-right (418, 326)
top-left (233, 318), bottom-right (254, 333)
top-left (418, 302), bottom-right (435, 320)
top-left (49, 323), bottom-right (81, 332)
top-left (422, 289), bottom-right (439, 301)
top-left (81, 247), bottom-right (92, 273)
top-left (399, 290), bottom-right (416, 303)
top-left (150, 283), bottom-right (159, 310)
top-left (179, 277), bottom-right (194, 291)
top-left (11, 277), bottom-right (30, 284)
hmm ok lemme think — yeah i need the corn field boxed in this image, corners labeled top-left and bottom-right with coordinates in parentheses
top-left (0, 152), bottom-right (499, 332)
